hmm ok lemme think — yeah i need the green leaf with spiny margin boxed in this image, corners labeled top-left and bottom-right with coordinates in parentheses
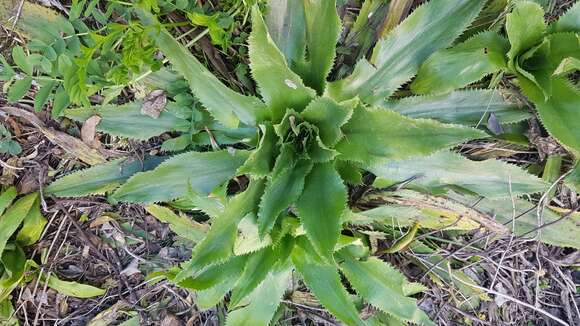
top-left (448, 192), bottom-right (580, 249)
top-left (258, 155), bottom-right (313, 236)
top-left (226, 264), bottom-right (292, 326)
top-left (354, 0), bottom-right (485, 103)
top-left (144, 204), bottom-right (206, 242)
top-left (177, 255), bottom-right (247, 291)
top-left (506, 1), bottom-right (545, 62)
top-left (249, 6), bottom-right (315, 121)
top-left (46, 156), bottom-right (166, 198)
top-left (237, 124), bottom-right (278, 178)
top-left (113, 150), bottom-right (249, 203)
top-left (340, 255), bottom-right (434, 326)
top-left (264, 0), bottom-right (305, 68)
top-left (515, 32), bottom-right (580, 98)
top-left (301, 98), bottom-right (354, 147)
top-left (175, 180), bottom-right (265, 280)
top-left (553, 57), bottom-right (580, 76)
top-left (229, 247), bottom-right (278, 307)
top-left (150, 26), bottom-right (266, 128)
top-left (297, 162), bottom-right (346, 259)
top-left (548, 0), bottom-right (580, 33)
top-left (411, 31), bottom-right (509, 94)
top-left (291, 238), bottom-right (365, 326)
top-left (325, 59), bottom-right (376, 102)
top-left (384, 89), bottom-right (530, 126)
top-left (0, 193), bottom-right (37, 255)
top-left (64, 101), bottom-right (190, 140)
top-left (369, 151), bottom-right (548, 198)
top-left (234, 214), bottom-right (272, 255)
top-left (294, 0), bottom-right (341, 94)
top-left (519, 77), bottom-right (580, 157)
top-left (196, 275), bottom-right (240, 310)
top-left (336, 106), bottom-right (486, 163)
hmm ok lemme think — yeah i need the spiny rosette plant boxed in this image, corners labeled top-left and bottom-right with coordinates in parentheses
top-left (43, 0), bottom-right (579, 325)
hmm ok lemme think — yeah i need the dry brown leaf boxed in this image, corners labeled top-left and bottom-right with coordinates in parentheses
top-left (81, 115), bottom-right (102, 148)
top-left (141, 89), bottom-right (167, 119)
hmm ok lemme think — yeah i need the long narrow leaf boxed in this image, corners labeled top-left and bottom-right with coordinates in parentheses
top-left (356, 0), bottom-right (485, 103)
top-left (384, 89), bottom-right (530, 126)
top-left (113, 150), bottom-right (249, 203)
top-left (150, 27), bottom-right (266, 128)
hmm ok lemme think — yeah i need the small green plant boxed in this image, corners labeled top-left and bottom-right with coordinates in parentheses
top-left (0, 188), bottom-right (45, 325)
top-left (0, 188), bottom-right (105, 325)
top-left (0, 124), bottom-right (21, 156)
top-left (42, 0), bottom-right (580, 325)
top-left (412, 0), bottom-right (580, 191)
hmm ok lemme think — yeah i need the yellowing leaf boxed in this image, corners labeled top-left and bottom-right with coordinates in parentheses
top-left (47, 275), bottom-right (106, 298)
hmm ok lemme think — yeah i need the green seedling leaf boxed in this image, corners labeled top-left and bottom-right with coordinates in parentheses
top-left (0, 299), bottom-right (18, 326)
top-left (0, 54), bottom-right (15, 80)
top-left (0, 193), bottom-right (37, 254)
top-left (113, 150), bottom-right (249, 203)
top-left (370, 151), bottom-right (548, 198)
top-left (0, 187), bottom-right (17, 215)
top-left (16, 196), bottom-right (46, 246)
top-left (46, 156), bottom-right (166, 197)
top-left (0, 245), bottom-right (26, 303)
top-left (11, 46), bottom-right (32, 75)
top-left (47, 275), bottom-right (106, 298)
top-left (145, 204), bottom-right (206, 242)
top-left (7, 77), bottom-right (33, 102)
top-left (34, 80), bottom-right (56, 112)
top-left (384, 89), bottom-right (530, 126)
top-left (336, 107), bottom-right (486, 163)
top-left (412, 31), bottom-right (509, 94)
